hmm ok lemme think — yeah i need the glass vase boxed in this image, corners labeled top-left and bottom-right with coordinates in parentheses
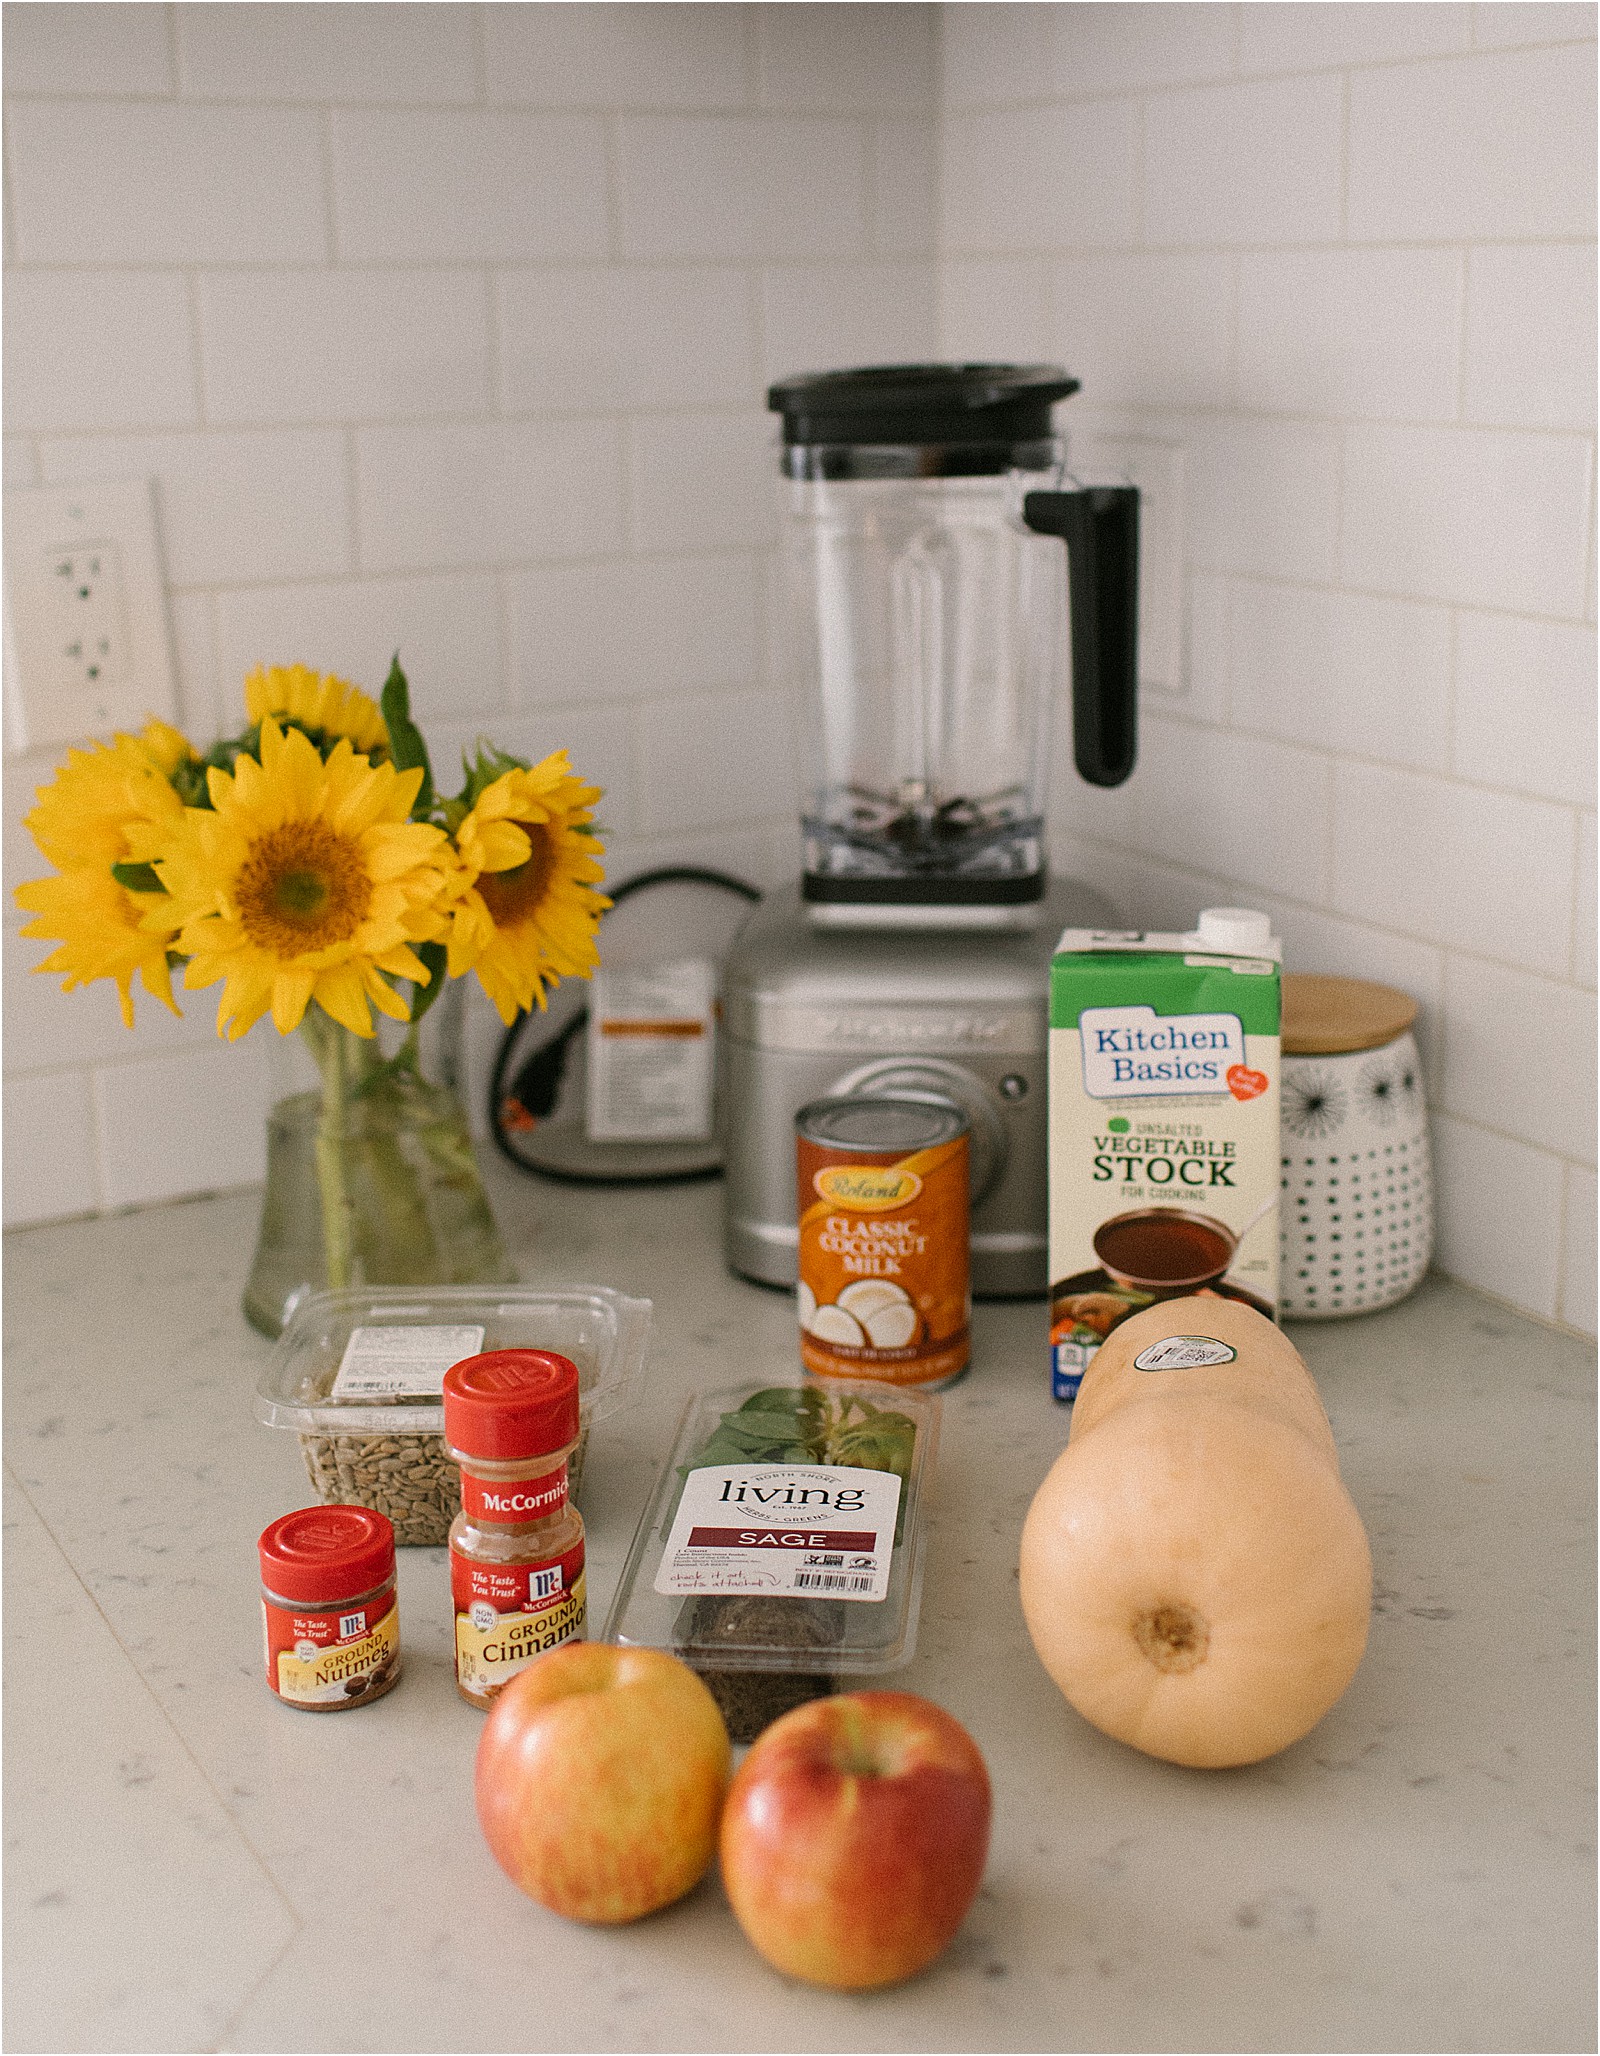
top-left (243, 1007), bottom-right (514, 1338)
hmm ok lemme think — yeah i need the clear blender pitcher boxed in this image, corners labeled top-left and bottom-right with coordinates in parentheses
top-left (768, 363), bottom-right (1139, 907)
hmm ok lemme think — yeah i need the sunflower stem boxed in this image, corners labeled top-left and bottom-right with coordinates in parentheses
top-left (302, 1006), bottom-right (355, 1291)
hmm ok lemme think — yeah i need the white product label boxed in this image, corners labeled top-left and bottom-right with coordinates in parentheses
top-left (1134, 1335), bottom-right (1239, 1371)
top-left (1079, 1004), bottom-right (1245, 1099)
top-left (585, 959), bottom-right (715, 1143)
top-left (653, 1463), bottom-right (901, 1603)
top-left (330, 1323), bottom-right (486, 1399)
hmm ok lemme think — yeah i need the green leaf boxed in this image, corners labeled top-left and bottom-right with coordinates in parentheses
top-left (110, 860), bottom-right (165, 893)
top-left (404, 940), bottom-right (450, 1029)
top-left (380, 654), bottom-right (434, 817)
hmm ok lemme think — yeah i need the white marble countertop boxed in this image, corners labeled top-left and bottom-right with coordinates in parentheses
top-left (4, 1162), bottom-right (1595, 2055)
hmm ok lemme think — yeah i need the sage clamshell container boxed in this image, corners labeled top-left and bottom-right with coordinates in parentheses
top-left (255, 1284), bottom-right (651, 1544)
top-left (603, 1378), bottom-right (940, 1741)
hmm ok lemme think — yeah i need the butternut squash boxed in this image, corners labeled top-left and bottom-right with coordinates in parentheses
top-left (1019, 1297), bottom-right (1371, 1768)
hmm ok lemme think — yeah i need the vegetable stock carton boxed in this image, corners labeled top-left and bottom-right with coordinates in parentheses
top-left (1048, 912), bottom-right (1281, 1402)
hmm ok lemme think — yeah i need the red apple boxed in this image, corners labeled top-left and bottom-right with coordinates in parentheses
top-left (475, 1642), bottom-right (730, 1924)
top-left (719, 1690), bottom-right (991, 1989)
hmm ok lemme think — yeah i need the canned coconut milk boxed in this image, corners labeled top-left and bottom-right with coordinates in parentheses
top-left (796, 1096), bottom-right (970, 1390)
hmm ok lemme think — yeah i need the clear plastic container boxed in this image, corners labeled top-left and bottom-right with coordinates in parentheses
top-left (603, 1378), bottom-right (939, 1740)
top-left (256, 1284), bottom-right (651, 1545)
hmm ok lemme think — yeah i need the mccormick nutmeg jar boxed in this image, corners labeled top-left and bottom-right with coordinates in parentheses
top-left (258, 1505), bottom-right (401, 1711)
top-left (442, 1348), bottom-right (587, 1709)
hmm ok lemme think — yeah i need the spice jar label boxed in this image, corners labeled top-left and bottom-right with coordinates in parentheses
top-left (653, 1463), bottom-right (901, 1603)
top-left (331, 1323), bottom-right (486, 1400)
top-left (263, 1597), bottom-right (400, 1708)
top-left (451, 1540), bottom-right (586, 1697)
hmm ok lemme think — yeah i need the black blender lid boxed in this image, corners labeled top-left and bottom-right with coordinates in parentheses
top-left (767, 362), bottom-right (1080, 446)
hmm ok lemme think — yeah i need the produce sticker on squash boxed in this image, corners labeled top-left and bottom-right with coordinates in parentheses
top-left (1133, 1335), bottom-right (1238, 1371)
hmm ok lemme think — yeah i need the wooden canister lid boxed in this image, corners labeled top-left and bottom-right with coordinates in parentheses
top-left (1282, 974), bottom-right (1419, 1055)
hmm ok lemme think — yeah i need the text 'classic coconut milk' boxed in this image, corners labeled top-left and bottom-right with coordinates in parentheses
top-left (1048, 910), bottom-right (1281, 1401)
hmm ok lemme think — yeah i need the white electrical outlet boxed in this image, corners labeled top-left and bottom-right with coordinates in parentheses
top-left (4, 481), bottom-right (177, 754)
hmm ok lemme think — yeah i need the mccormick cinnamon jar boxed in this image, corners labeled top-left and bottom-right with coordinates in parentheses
top-left (258, 1505), bottom-right (401, 1711)
top-left (796, 1095), bottom-right (971, 1389)
top-left (443, 1349), bottom-right (587, 1709)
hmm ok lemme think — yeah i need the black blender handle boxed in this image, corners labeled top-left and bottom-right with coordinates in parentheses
top-left (1022, 485), bottom-right (1139, 787)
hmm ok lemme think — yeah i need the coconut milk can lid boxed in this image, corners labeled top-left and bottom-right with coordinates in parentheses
top-left (259, 1504), bottom-right (395, 1601)
top-left (442, 1348), bottom-right (581, 1461)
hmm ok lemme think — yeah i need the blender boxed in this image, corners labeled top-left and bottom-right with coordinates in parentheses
top-left (721, 363), bottom-right (1140, 1296)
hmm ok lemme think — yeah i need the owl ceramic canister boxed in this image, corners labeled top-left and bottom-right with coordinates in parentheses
top-left (1279, 975), bottom-right (1433, 1318)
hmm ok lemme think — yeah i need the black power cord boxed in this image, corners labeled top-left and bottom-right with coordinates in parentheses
top-left (488, 865), bottom-right (762, 1185)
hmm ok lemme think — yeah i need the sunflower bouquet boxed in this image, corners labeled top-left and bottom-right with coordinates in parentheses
top-left (17, 660), bottom-right (608, 1330)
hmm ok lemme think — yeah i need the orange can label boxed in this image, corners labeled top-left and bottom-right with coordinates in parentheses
top-left (797, 1131), bottom-right (970, 1387)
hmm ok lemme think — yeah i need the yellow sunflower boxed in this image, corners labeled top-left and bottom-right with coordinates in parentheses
top-left (15, 726), bottom-right (191, 1025)
top-left (156, 718), bottom-right (454, 1040)
top-left (244, 664), bottom-right (388, 757)
top-left (444, 753), bottom-right (607, 1023)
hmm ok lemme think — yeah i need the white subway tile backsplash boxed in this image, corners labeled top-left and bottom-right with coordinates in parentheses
top-left (942, 101), bottom-right (1140, 253)
top-left (1144, 74), bottom-right (1343, 248)
top-left (6, 102), bottom-right (327, 265)
top-left (39, 428), bottom-right (351, 586)
top-left (95, 1040), bottom-right (275, 1210)
top-left (758, 5), bottom-right (935, 113)
top-left (355, 418), bottom-right (624, 572)
top-left (870, 117), bottom-right (939, 256)
top-left (938, 258), bottom-right (1050, 362)
top-left (3, 272), bottom-right (199, 434)
top-left (1182, 574), bottom-right (1233, 722)
top-left (2, 3), bottom-right (174, 98)
top-left (760, 262), bottom-right (937, 386)
top-left (617, 115), bottom-right (868, 259)
top-left (1454, 613), bottom-right (1596, 806)
top-left (1439, 955), bottom-right (1597, 1163)
top-left (1181, 414), bottom-right (1342, 584)
top-left (499, 266), bottom-right (756, 414)
top-left (1473, 3), bottom-right (1599, 49)
top-left (635, 685), bottom-right (796, 833)
top-left (200, 269), bottom-right (490, 425)
top-left (627, 412), bottom-right (776, 553)
top-left (177, 3), bottom-right (478, 104)
top-left (1431, 1111), bottom-right (1565, 1319)
top-left (1331, 762), bottom-right (1576, 974)
top-left (1574, 812), bottom-right (1597, 988)
top-left (1230, 582), bottom-right (1453, 771)
top-left (1239, 2), bottom-right (1472, 73)
top-left (214, 573), bottom-right (505, 725)
top-left (509, 553), bottom-right (760, 705)
top-left (1050, 252), bottom-right (1235, 412)
top-left (1559, 1163), bottom-right (1597, 1335)
top-left (1348, 46), bottom-right (1597, 243)
top-left (1237, 249), bottom-right (1464, 424)
top-left (4, 437), bottom-right (40, 487)
top-left (167, 589), bottom-right (223, 742)
top-left (1052, 4), bottom-right (1240, 96)
top-left (484, 4), bottom-right (751, 110)
top-left (1464, 243), bottom-right (1598, 431)
top-left (940, 3), bottom-right (1057, 108)
top-left (1342, 425), bottom-right (1594, 618)
top-left (3, 1071), bottom-right (97, 1227)
top-left (331, 110), bottom-right (609, 262)
top-left (1133, 714), bottom-right (1333, 904)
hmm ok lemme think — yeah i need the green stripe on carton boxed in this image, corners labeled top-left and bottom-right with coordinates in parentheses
top-left (1050, 953), bottom-right (1280, 1034)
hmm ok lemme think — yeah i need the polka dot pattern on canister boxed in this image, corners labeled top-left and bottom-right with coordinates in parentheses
top-left (1279, 1023), bottom-right (1433, 1319)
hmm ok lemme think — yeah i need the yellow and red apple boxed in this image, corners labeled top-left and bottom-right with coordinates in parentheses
top-left (719, 1689), bottom-right (991, 1988)
top-left (475, 1642), bottom-right (730, 1924)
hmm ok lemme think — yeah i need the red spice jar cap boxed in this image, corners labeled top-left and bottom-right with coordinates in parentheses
top-left (442, 1349), bottom-right (581, 1463)
top-left (259, 1504), bottom-right (395, 1603)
